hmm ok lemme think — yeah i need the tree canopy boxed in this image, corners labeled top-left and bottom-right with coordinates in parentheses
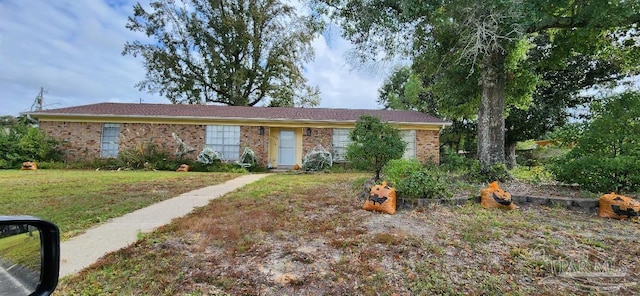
top-left (124, 0), bottom-right (321, 107)
top-left (313, 0), bottom-right (640, 168)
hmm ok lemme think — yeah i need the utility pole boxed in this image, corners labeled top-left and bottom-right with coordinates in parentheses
top-left (31, 87), bottom-right (45, 111)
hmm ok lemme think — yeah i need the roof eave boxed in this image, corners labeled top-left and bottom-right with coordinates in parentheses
top-left (29, 113), bottom-right (448, 126)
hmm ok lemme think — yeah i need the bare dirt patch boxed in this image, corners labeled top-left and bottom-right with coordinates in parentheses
top-left (57, 174), bottom-right (640, 295)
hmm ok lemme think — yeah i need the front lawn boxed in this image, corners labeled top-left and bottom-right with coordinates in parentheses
top-left (57, 173), bottom-right (640, 295)
top-left (0, 230), bottom-right (41, 272)
top-left (0, 170), bottom-right (240, 239)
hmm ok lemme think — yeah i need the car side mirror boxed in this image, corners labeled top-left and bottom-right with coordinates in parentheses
top-left (0, 216), bottom-right (60, 296)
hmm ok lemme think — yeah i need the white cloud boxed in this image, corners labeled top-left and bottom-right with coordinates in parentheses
top-left (0, 0), bottom-right (385, 116)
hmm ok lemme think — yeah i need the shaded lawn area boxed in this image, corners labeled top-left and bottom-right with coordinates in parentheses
top-left (58, 173), bottom-right (640, 295)
top-left (0, 170), bottom-right (240, 239)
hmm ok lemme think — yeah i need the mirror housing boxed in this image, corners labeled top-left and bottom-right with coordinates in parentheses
top-left (0, 216), bottom-right (60, 296)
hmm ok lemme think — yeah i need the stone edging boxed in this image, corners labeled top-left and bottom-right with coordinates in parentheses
top-left (397, 195), bottom-right (599, 214)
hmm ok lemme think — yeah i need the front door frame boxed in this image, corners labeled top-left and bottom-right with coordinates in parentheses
top-left (278, 130), bottom-right (296, 166)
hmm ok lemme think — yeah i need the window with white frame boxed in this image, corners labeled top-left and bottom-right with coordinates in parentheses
top-left (205, 125), bottom-right (240, 161)
top-left (332, 128), bottom-right (352, 162)
top-left (100, 123), bottom-right (120, 158)
top-left (401, 130), bottom-right (416, 159)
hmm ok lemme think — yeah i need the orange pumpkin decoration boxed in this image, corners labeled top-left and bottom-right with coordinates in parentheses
top-left (293, 164), bottom-right (301, 170)
top-left (363, 181), bottom-right (397, 214)
top-left (21, 161), bottom-right (38, 170)
top-left (480, 181), bottom-right (515, 210)
top-left (598, 192), bottom-right (640, 220)
top-left (176, 164), bottom-right (190, 172)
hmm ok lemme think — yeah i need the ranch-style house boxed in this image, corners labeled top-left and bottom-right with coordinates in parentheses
top-left (28, 103), bottom-right (450, 168)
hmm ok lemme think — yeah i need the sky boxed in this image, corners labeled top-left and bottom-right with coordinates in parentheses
top-left (0, 0), bottom-right (389, 117)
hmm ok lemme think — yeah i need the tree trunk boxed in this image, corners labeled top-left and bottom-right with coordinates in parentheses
top-left (477, 51), bottom-right (506, 168)
top-left (505, 142), bottom-right (517, 169)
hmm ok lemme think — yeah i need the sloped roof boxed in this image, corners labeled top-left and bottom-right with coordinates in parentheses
top-left (29, 102), bottom-right (449, 125)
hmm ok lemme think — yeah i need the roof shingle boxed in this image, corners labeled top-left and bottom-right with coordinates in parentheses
top-left (30, 102), bottom-right (448, 125)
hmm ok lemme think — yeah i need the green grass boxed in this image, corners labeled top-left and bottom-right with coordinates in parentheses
top-left (0, 170), bottom-right (240, 239)
top-left (0, 231), bottom-right (41, 272)
top-left (56, 173), bottom-right (640, 295)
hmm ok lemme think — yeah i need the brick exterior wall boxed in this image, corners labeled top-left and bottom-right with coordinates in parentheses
top-left (40, 122), bottom-right (206, 162)
top-left (302, 128), bottom-right (332, 156)
top-left (416, 129), bottom-right (440, 163)
top-left (40, 121), bottom-right (441, 166)
top-left (118, 123), bottom-right (205, 159)
top-left (240, 126), bottom-right (269, 167)
top-left (39, 121), bottom-right (103, 161)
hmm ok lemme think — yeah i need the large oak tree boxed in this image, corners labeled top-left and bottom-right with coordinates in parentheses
top-left (124, 0), bottom-right (320, 107)
top-left (313, 0), bottom-right (640, 168)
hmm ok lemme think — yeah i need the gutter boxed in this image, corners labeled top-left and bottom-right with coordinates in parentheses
top-left (28, 113), bottom-right (450, 127)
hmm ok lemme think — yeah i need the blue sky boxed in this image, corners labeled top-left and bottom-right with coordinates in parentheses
top-left (0, 0), bottom-right (388, 116)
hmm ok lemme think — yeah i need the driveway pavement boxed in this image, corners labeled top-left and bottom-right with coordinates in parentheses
top-left (59, 173), bottom-right (270, 277)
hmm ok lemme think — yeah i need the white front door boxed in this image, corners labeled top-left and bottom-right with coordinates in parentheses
top-left (278, 130), bottom-right (296, 166)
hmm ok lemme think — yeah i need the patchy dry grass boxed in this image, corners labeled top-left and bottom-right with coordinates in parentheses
top-left (57, 173), bottom-right (640, 295)
top-left (0, 170), bottom-right (240, 239)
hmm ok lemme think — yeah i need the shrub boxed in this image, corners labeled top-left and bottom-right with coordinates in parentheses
top-left (551, 155), bottom-right (640, 193)
top-left (0, 118), bottom-right (62, 168)
top-left (398, 170), bottom-right (452, 199)
top-left (382, 158), bottom-right (452, 199)
top-left (550, 92), bottom-right (640, 193)
top-left (36, 161), bottom-right (69, 170)
top-left (439, 147), bottom-right (469, 172)
top-left (382, 158), bottom-right (423, 185)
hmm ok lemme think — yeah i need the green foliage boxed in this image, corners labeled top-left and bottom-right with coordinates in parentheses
top-left (382, 158), bottom-right (423, 184)
top-left (439, 147), bottom-right (469, 172)
top-left (546, 122), bottom-right (585, 148)
top-left (552, 156), bottom-right (640, 193)
top-left (315, 0), bottom-right (640, 168)
top-left (510, 166), bottom-right (554, 185)
top-left (551, 92), bottom-right (640, 193)
top-left (516, 146), bottom-right (567, 167)
top-left (382, 159), bottom-right (452, 199)
top-left (345, 115), bottom-right (406, 180)
top-left (36, 161), bottom-right (69, 170)
top-left (377, 67), bottom-right (434, 113)
top-left (123, 0), bottom-right (320, 107)
top-left (440, 120), bottom-right (477, 158)
top-left (466, 162), bottom-right (512, 183)
top-left (0, 117), bottom-right (62, 169)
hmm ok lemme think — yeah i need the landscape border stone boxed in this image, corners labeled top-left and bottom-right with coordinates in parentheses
top-left (396, 195), bottom-right (599, 214)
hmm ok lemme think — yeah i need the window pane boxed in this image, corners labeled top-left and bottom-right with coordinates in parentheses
top-left (205, 125), bottom-right (240, 161)
top-left (401, 130), bottom-right (416, 159)
top-left (101, 123), bottom-right (120, 158)
top-left (332, 128), bottom-right (352, 161)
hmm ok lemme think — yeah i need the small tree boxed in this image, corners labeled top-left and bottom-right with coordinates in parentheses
top-left (0, 116), bottom-right (62, 168)
top-left (345, 115), bottom-right (406, 180)
top-left (551, 91), bottom-right (640, 193)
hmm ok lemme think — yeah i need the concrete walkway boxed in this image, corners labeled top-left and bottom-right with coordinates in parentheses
top-left (59, 173), bottom-right (270, 277)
